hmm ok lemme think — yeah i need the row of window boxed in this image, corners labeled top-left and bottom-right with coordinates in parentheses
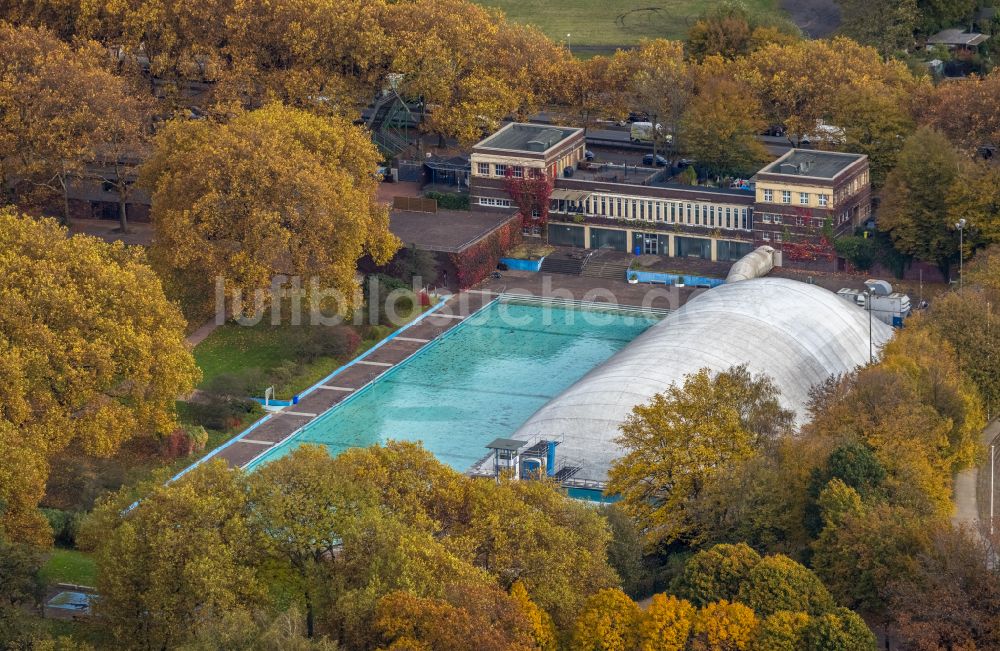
top-left (761, 188), bottom-right (830, 207)
top-left (760, 214), bottom-right (826, 228)
top-left (478, 197), bottom-right (511, 207)
top-left (476, 162), bottom-right (539, 178)
top-left (551, 194), bottom-right (751, 231)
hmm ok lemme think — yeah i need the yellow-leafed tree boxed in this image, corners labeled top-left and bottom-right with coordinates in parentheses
top-left (570, 588), bottom-right (641, 651)
top-left (0, 208), bottom-right (199, 544)
top-left (141, 103), bottom-right (399, 319)
top-left (637, 594), bottom-right (695, 651)
top-left (690, 600), bottom-right (759, 651)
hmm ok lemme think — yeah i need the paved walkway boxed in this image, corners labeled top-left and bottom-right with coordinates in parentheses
top-left (952, 419), bottom-right (1000, 538)
top-left (206, 289), bottom-right (498, 469)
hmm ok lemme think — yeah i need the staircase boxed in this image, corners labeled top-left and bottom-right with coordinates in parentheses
top-left (581, 258), bottom-right (631, 281)
top-left (539, 256), bottom-right (586, 276)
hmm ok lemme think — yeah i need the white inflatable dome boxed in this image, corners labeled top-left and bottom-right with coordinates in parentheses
top-left (513, 277), bottom-right (895, 483)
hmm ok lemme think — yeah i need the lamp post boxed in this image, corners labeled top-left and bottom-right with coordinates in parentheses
top-left (865, 286), bottom-right (874, 363)
top-left (956, 218), bottom-right (966, 289)
top-left (566, 33), bottom-right (571, 53)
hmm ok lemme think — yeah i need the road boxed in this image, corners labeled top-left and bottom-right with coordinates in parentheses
top-left (952, 418), bottom-right (1000, 540)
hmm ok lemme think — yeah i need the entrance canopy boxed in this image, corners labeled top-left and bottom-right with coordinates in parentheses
top-left (550, 189), bottom-right (591, 203)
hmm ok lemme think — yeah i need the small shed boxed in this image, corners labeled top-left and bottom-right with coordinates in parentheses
top-left (927, 28), bottom-right (990, 50)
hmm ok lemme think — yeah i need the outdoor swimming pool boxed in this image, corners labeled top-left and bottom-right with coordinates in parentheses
top-left (246, 298), bottom-right (661, 472)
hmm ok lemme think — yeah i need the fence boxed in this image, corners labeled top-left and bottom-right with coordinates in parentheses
top-left (392, 196), bottom-right (437, 213)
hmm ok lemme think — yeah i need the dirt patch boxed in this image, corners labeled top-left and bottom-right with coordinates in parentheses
top-left (782, 0), bottom-right (841, 37)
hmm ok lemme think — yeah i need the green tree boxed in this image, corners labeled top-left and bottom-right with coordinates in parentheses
top-left (833, 235), bottom-right (877, 272)
top-left (672, 543), bottom-right (761, 607)
top-left (802, 608), bottom-right (877, 651)
top-left (812, 500), bottom-right (931, 616)
top-left (569, 588), bottom-right (641, 651)
top-left (0, 534), bottom-right (43, 648)
top-left (82, 462), bottom-right (266, 651)
top-left (735, 555), bottom-right (835, 618)
top-left (805, 442), bottom-right (886, 536)
top-left (0, 209), bottom-right (199, 544)
top-left (878, 128), bottom-right (964, 277)
top-left (249, 445), bottom-right (372, 637)
top-left (836, 0), bottom-right (917, 57)
top-left (608, 365), bottom-right (793, 549)
top-left (601, 505), bottom-right (650, 599)
top-left (924, 290), bottom-right (1000, 419)
top-left (752, 611), bottom-right (810, 651)
top-left (141, 103), bottom-right (399, 320)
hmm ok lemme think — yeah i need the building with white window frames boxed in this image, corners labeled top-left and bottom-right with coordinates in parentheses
top-left (470, 124), bottom-right (872, 268)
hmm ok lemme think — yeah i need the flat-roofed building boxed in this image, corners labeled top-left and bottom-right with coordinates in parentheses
top-left (752, 149), bottom-right (870, 248)
top-left (472, 124), bottom-right (874, 268)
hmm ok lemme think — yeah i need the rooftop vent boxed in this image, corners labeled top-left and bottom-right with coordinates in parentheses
top-left (525, 128), bottom-right (564, 152)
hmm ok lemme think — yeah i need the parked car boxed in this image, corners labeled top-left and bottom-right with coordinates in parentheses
top-left (642, 153), bottom-right (668, 167)
top-left (584, 149), bottom-right (595, 161)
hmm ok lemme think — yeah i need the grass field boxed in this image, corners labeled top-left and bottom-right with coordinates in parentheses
top-left (41, 548), bottom-right (97, 587)
top-left (476, 0), bottom-right (782, 53)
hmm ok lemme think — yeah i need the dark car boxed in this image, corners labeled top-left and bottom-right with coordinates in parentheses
top-left (584, 149), bottom-right (595, 161)
top-left (642, 154), bottom-right (668, 167)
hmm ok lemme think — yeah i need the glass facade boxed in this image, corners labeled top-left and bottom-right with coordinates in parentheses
top-left (590, 227), bottom-right (628, 251)
top-left (675, 236), bottom-right (712, 260)
top-left (548, 224), bottom-right (585, 248)
top-left (717, 240), bottom-right (755, 262)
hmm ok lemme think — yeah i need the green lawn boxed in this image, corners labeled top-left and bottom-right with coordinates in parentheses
top-left (476, 0), bottom-right (780, 52)
top-left (40, 548), bottom-right (97, 587)
top-left (194, 305), bottom-right (427, 398)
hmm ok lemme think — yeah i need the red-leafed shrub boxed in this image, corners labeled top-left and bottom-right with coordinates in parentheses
top-left (162, 424), bottom-right (209, 459)
top-left (449, 219), bottom-right (523, 288)
top-left (504, 167), bottom-right (553, 231)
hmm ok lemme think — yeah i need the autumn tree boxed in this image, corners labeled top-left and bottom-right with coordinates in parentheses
top-left (375, 582), bottom-right (543, 651)
top-left (81, 462), bottom-right (266, 651)
top-left (689, 601), bottom-right (758, 651)
top-left (946, 160), bottom-right (1000, 252)
top-left (141, 103), bottom-right (399, 319)
top-left (608, 365), bottom-right (793, 549)
top-left (551, 54), bottom-right (632, 133)
top-left (0, 23), bottom-right (146, 224)
top-left (637, 594), bottom-right (695, 651)
top-left (383, 0), bottom-right (564, 145)
top-left (735, 38), bottom-right (918, 149)
top-left (878, 128), bottom-right (964, 276)
top-left (887, 526), bottom-right (1000, 649)
top-left (0, 209), bottom-right (198, 543)
top-left (569, 588), bottom-right (641, 651)
top-left (510, 581), bottom-right (558, 651)
top-left (686, 2), bottom-right (799, 60)
top-left (672, 543), bottom-right (761, 607)
top-left (921, 70), bottom-right (1000, 155)
top-left (623, 40), bottom-right (692, 159)
top-left (680, 71), bottom-right (767, 177)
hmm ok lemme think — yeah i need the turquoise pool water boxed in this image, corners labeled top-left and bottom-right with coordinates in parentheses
top-left (246, 299), bottom-right (660, 472)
